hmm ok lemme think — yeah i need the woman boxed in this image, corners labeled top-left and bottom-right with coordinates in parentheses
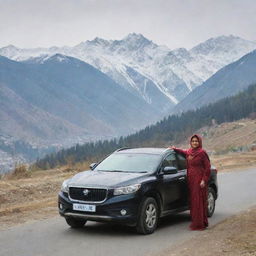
top-left (170, 134), bottom-right (211, 230)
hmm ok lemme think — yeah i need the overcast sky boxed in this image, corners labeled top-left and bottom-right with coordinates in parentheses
top-left (1, 0), bottom-right (256, 50)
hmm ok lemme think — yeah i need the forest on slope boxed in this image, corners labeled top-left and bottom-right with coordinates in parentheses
top-left (34, 83), bottom-right (256, 170)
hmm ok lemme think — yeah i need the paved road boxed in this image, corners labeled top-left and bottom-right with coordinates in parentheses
top-left (1, 168), bottom-right (255, 256)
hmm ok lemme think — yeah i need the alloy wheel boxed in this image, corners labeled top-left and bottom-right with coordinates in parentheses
top-left (145, 203), bottom-right (157, 228)
top-left (208, 191), bottom-right (215, 214)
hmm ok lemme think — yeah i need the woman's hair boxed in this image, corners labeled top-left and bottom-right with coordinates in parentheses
top-left (190, 135), bottom-right (199, 141)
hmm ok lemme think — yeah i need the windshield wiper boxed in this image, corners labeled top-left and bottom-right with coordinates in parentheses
top-left (97, 170), bottom-right (147, 173)
top-left (109, 170), bottom-right (130, 173)
top-left (96, 170), bottom-right (125, 172)
top-left (96, 170), bottom-right (114, 172)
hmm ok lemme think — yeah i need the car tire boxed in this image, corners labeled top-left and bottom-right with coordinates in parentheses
top-left (65, 217), bottom-right (87, 228)
top-left (136, 197), bottom-right (159, 235)
top-left (207, 187), bottom-right (216, 217)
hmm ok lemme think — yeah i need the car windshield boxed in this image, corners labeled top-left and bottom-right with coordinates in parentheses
top-left (94, 153), bottom-right (162, 173)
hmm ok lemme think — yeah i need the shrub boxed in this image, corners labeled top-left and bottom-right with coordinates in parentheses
top-left (9, 164), bottom-right (31, 179)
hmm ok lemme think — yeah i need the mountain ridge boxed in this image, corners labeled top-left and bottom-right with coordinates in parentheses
top-left (1, 34), bottom-right (255, 105)
top-left (172, 49), bottom-right (256, 114)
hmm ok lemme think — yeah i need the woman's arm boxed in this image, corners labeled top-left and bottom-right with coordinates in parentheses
top-left (170, 147), bottom-right (188, 157)
top-left (201, 151), bottom-right (211, 183)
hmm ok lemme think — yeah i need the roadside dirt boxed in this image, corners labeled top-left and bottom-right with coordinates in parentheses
top-left (0, 167), bottom-right (78, 230)
top-left (157, 206), bottom-right (256, 256)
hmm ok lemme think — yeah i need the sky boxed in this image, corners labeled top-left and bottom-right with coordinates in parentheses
top-left (0, 0), bottom-right (256, 50)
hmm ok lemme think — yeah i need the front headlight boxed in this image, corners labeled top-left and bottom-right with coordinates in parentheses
top-left (61, 179), bottom-right (70, 193)
top-left (113, 184), bottom-right (141, 195)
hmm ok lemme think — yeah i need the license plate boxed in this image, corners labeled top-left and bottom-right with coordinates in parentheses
top-left (73, 203), bottom-right (96, 212)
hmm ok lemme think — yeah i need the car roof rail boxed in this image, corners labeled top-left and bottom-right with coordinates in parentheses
top-left (115, 147), bottom-right (131, 152)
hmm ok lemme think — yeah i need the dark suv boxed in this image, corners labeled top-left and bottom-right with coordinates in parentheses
top-left (58, 148), bottom-right (218, 234)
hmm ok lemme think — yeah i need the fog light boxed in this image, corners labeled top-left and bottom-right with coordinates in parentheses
top-left (59, 203), bottom-right (63, 210)
top-left (120, 209), bottom-right (127, 216)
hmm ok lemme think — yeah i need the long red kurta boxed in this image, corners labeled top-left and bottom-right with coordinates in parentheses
top-left (173, 146), bottom-right (211, 230)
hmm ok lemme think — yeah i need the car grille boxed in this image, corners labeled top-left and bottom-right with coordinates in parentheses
top-left (69, 187), bottom-right (107, 202)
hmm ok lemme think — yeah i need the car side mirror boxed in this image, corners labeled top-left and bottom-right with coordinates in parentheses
top-left (89, 163), bottom-right (97, 170)
top-left (163, 166), bottom-right (177, 174)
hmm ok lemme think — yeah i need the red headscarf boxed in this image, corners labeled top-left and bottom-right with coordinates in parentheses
top-left (187, 134), bottom-right (204, 158)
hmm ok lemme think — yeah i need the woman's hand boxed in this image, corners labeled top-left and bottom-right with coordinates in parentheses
top-left (200, 180), bottom-right (205, 188)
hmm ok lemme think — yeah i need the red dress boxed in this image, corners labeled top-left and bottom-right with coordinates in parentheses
top-left (173, 145), bottom-right (211, 230)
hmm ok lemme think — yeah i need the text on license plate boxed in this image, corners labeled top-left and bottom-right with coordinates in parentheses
top-left (73, 203), bottom-right (96, 212)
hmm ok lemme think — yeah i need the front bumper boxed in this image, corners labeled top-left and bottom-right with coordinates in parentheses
top-left (58, 191), bottom-right (141, 226)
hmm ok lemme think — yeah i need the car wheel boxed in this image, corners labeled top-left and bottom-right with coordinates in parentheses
top-left (136, 197), bottom-right (159, 235)
top-left (207, 187), bottom-right (216, 217)
top-left (65, 217), bottom-right (87, 228)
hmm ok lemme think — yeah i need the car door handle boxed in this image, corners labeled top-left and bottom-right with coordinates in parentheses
top-left (178, 177), bottom-right (185, 181)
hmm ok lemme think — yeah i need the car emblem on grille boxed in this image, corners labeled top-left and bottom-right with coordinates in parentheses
top-left (83, 189), bottom-right (90, 196)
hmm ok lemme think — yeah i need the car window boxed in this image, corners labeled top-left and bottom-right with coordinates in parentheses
top-left (176, 153), bottom-right (187, 170)
top-left (161, 154), bottom-right (178, 168)
top-left (94, 153), bottom-right (162, 173)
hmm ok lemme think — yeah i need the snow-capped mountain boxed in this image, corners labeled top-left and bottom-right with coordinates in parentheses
top-left (1, 53), bottom-right (163, 139)
top-left (1, 52), bottom-right (172, 172)
top-left (1, 34), bottom-right (255, 105)
top-left (189, 35), bottom-right (256, 80)
top-left (172, 49), bottom-right (256, 114)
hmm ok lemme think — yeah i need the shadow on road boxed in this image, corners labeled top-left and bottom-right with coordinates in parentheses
top-left (62, 212), bottom-right (191, 236)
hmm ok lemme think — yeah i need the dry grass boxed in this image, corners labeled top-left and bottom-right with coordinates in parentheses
top-left (0, 165), bottom-right (82, 229)
top-left (4, 164), bottom-right (32, 180)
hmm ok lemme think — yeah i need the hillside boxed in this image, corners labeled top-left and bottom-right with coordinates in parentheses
top-left (0, 54), bottom-right (161, 139)
top-left (34, 83), bottom-right (256, 170)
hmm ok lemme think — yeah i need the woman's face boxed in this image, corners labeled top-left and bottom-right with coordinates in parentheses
top-left (191, 137), bottom-right (199, 148)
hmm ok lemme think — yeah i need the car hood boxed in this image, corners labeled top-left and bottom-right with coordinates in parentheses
top-left (68, 170), bottom-right (151, 188)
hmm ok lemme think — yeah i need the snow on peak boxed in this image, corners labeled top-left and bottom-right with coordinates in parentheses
top-left (24, 53), bottom-right (71, 64)
top-left (109, 33), bottom-right (155, 52)
top-left (171, 48), bottom-right (191, 60)
top-left (189, 34), bottom-right (256, 72)
top-left (122, 33), bottom-right (154, 47)
top-left (1, 33), bottom-right (256, 108)
top-left (87, 37), bottom-right (110, 47)
top-left (2, 44), bottom-right (18, 50)
top-left (0, 44), bottom-right (20, 59)
top-left (24, 54), bottom-right (51, 64)
top-left (51, 53), bottom-right (68, 62)
top-left (191, 35), bottom-right (256, 56)
top-left (124, 33), bottom-right (150, 42)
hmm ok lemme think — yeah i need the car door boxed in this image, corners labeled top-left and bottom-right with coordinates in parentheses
top-left (175, 152), bottom-right (188, 207)
top-left (159, 153), bottom-right (187, 211)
